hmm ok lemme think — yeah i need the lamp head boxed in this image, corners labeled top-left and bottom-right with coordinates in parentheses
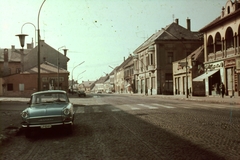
top-left (16, 34), bottom-right (28, 48)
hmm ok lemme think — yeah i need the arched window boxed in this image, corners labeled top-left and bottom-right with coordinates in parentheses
top-left (215, 32), bottom-right (222, 52)
top-left (207, 36), bottom-right (214, 54)
top-left (227, 6), bottom-right (230, 14)
top-left (225, 27), bottom-right (234, 49)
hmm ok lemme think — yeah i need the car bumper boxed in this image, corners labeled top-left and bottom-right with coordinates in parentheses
top-left (22, 121), bottom-right (73, 128)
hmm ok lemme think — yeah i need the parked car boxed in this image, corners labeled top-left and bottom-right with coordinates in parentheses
top-left (106, 90), bottom-right (112, 94)
top-left (20, 90), bottom-right (74, 138)
top-left (78, 90), bottom-right (86, 97)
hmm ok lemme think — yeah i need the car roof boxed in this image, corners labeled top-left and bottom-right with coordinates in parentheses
top-left (31, 90), bottom-right (67, 96)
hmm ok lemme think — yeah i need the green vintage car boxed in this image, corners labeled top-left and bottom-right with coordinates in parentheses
top-left (21, 90), bottom-right (74, 138)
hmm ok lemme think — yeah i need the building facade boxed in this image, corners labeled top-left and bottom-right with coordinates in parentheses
top-left (0, 40), bottom-right (70, 96)
top-left (198, 0), bottom-right (240, 96)
top-left (133, 19), bottom-right (202, 95)
top-left (173, 46), bottom-right (205, 96)
top-left (2, 61), bottom-right (69, 97)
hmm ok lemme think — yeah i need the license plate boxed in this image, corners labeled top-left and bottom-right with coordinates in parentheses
top-left (40, 124), bottom-right (52, 129)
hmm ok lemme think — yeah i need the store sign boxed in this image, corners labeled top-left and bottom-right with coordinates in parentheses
top-left (225, 59), bottom-right (236, 67)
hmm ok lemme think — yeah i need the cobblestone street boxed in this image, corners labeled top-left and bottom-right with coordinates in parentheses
top-left (0, 94), bottom-right (239, 159)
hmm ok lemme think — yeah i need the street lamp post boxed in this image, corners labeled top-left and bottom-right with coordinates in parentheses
top-left (21, 22), bottom-right (37, 47)
top-left (57, 46), bottom-right (68, 89)
top-left (162, 28), bottom-right (188, 98)
top-left (37, 0), bottom-right (46, 91)
top-left (77, 70), bottom-right (86, 83)
top-left (71, 61), bottom-right (85, 94)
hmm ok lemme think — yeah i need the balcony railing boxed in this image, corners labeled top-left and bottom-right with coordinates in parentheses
top-left (148, 64), bottom-right (155, 72)
top-left (208, 53), bottom-right (215, 61)
top-left (133, 69), bottom-right (139, 75)
top-left (226, 47), bottom-right (235, 57)
top-left (216, 51), bottom-right (223, 60)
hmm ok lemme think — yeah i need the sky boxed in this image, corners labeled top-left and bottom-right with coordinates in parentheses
top-left (0, 0), bottom-right (228, 82)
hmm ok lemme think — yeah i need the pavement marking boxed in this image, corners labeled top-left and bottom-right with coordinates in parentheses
top-left (131, 107), bottom-right (141, 110)
top-left (152, 103), bottom-right (175, 108)
top-left (92, 106), bottom-right (102, 112)
top-left (111, 109), bottom-right (121, 112)
top-left (75, 107), bottom-right (85, 113)
top-left (137, 104), bottom-right (158, 109)
top-left (121, 104), bottom-right (140, 110)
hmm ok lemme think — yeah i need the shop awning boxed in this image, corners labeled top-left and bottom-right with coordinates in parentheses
top-left (193, 70), bottom-right (219, 82)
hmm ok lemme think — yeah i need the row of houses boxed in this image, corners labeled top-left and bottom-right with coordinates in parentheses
top-left (92, 0), bottom-right (240, 97)
top-left (1, 0), bottom-right (240, 97)
top-left (0, 40), bottom-right (70, 97)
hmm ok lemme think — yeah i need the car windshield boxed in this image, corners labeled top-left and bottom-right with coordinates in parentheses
top-left (31, 92), bottom-right (68, 104)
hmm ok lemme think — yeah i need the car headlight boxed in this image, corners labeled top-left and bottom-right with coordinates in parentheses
top-left (21, 111), bottom-right (28, 118)
top-left (63, 108), bottom-right (70, 115)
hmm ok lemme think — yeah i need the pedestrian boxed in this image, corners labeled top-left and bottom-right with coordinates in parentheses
top-left (219, 82), bottom-right (225, 98)
top-left (145, 87), bottom-right (148, 96)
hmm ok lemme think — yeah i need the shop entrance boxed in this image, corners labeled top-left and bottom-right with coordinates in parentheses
top-left (208, 70), bottom-right (221, 95)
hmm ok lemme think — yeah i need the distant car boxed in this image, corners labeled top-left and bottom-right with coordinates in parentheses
top-left (78, 90), bottom-right (86, 97)
top-left (106, 90), bottom-right (112, 94)
top-left (20, 90), bottom-right (74, 138)
top-left (97, 91), bottom-right (102, 93)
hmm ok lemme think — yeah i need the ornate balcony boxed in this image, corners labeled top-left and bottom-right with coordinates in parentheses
top-left (216, 51), bottom-right (223, 60)
top-left (208, 53), bottom-right (215, 61)
top-left (226, 47), bottom-right (235, 57)
top-left (133, 69), bottom-right (139, 75)
top-left (148, 65), bottom-right (155, 72)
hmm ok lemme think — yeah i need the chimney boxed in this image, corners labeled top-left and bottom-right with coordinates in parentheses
top-left (175, 19), bottom-right (179, 25)
top-left (4, 49), bottom-right (8, 62)
top-left (27, 43), bottom-right (33, 49)
top-left (11, 45), bottom-right (15, 50)
top-left (186, 18), bottom-right (191, 31)
top-left (124, 57), bottom-right (125, 61)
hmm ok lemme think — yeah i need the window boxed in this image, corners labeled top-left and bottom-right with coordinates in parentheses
top-left (150, 53), bottom-right (153, 65)
top-left (167, 52), bottom-right (173, 64)
top-left (146, 56), bottom-right (149, 66)
top-left (7, 83), bottom-right (13, 91)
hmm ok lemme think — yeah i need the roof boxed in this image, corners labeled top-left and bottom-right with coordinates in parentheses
top-left (0, 47), bottom-right (31, 62)
top-left (22, 61), bottom-right (69, 74)
top-left (95, 75), bottom-right (109, 84)
top-left (176, 45), bottom-right (204, 63)
top-left (200, 0), bottom-right (240, 32)
top-left (117, 56), bottom-right (133, 71)
top-left (134, 22), bottom-right (201, 53)
top-left (189, 45), bottom-right (204, 61)
top-left (80, 80), bottom-right (95, 87)
top-left (31, 90), bottom-right (67, 96)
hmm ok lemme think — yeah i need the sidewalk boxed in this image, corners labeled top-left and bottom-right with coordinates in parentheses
top-left (114, 93), bottom-right (240, 105)
top-left (0, 94), bottom-right (239, 105)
